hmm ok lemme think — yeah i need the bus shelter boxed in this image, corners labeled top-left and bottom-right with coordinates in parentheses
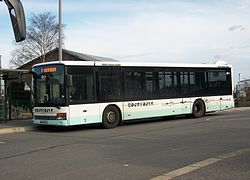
top-left (0, 68), bottom-right (31, 121)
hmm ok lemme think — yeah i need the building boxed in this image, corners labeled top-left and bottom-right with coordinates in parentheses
top-left (236, 79), bottom-right (250, 99)
top-left (18, 48), bottom-right (118, 70)
top-left (235, 79), bottom-right (250, 107)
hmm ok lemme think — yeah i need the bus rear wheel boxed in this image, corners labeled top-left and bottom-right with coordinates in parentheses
top-left (102, 106), bottom-right (120, 128)
top-left (192, 100), bottom-right (205, 118)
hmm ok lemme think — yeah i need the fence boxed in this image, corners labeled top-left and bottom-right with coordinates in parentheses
top-left (0, 98), bottom-right (5, 120)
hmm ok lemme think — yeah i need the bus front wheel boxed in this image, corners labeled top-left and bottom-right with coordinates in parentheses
top-left (102, 106), bottom-right (120, 128)
top-left (192, 100), bottom-right (205, 118)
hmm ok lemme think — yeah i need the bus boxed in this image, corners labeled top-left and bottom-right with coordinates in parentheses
top-left (1, 0), bottom-right (26, 42)
top-left (32, 60), bottom-right (234, 128)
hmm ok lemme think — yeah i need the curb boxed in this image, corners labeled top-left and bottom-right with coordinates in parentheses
top-left (151, 148), bottom-right (250, 180)
top-left (0, 126), bottom-right (34, 135)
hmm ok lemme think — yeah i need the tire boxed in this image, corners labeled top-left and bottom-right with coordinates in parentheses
top-left (192, 100), bottom-right (205, 118)
top-left (102, 106), bottom-right (120, 129)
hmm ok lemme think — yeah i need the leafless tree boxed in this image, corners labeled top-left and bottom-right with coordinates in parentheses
top-left (10, 12), bottom-right (65, 67)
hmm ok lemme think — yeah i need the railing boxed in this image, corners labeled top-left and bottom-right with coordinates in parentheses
top-left (235, 98), bottom-right (250, 107)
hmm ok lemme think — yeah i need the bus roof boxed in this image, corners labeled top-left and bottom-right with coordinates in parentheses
top-left (32, 60), bottom-right (232, 69)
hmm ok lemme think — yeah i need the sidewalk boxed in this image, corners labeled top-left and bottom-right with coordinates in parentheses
top-left (0, 119), bottom-right (34, 135)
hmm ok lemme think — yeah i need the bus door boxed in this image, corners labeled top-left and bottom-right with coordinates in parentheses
top-left (67, 66), bottom-right (99, 125)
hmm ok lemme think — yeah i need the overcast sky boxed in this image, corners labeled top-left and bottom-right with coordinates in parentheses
top-left (1, 0), bottom-right (250, 83)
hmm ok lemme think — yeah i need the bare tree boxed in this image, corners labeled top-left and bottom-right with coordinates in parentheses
top-left (10, 12), bottom-right (65, 67)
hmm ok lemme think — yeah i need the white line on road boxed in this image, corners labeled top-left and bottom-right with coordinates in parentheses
top-left (151, 148), bottom-right (250, 180)
top-left (206, 117), bottom-right (249, 122)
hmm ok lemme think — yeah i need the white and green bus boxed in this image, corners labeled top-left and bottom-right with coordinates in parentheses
top-left (32, 60), bottom-right (234, 128)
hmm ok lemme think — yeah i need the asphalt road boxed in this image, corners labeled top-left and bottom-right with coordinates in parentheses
top-left (0, 108), bottom-right (249, 180)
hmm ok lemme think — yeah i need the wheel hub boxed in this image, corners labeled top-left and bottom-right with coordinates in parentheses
top-left (195, 105), bottom-right (201, 113)
top-left (106, 111), bottom-right (116, 123)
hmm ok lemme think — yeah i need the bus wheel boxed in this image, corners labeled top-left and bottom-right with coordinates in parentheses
top-left (192, 100), bottom-right (205, 118)
top-left (102, 106), bottom-right (120, 128)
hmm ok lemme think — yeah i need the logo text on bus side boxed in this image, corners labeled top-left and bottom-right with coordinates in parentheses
top-left (128, 101), bottom-right (154, 108)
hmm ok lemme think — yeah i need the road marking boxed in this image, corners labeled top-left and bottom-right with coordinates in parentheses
top-left (205, 117), bottom-right (249, 122)
top-left (0, 142), bottom-right (6, 144)
top-left (228, 107), bottom-right (250, 112)
top-left (219, 117), bottom-right (250, 122)
top-left (151, 148), bottom-right (250, 180)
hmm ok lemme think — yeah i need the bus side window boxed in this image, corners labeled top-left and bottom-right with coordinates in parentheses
top-left (97, 67), bottom-right (121, 101)
top-left (124, 71), bottom-right (143, 100)
top-left (208, 70), bottom-right (228, 95)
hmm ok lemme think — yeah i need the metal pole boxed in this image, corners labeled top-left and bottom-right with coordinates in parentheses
top-left (4, 79), bottom-right (8, 121)
top-left (8, 82), bottom-right (11, 121)
top-left (59, 0), bottom-right (63, 62)
top-left (0, 55), bottom-right (2, 122)
top-left (0, 55), bottom-right (2, 96)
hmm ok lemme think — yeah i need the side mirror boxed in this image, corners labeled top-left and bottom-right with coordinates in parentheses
top-left (4, 0), bottom-right (26, 42)
top-left (66, 75), bottom-right (73, 87)
top-left (24, 82), bottom-right (30, 91)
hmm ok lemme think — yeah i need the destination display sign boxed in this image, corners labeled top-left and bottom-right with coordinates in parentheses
top-left (41, 67), bottom-right (57, 73)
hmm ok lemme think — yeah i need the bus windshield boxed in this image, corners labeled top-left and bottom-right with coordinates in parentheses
top-left (32, 64), bottom-right (66, 107)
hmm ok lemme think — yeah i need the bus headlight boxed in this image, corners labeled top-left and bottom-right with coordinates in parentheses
top-left (56, 113), bottom-right (67, 120)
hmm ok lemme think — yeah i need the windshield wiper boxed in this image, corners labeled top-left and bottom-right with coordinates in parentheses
top-left (49, 103), bottom-right (61, 109)
top-left (33, 103), bottom-right (46, 108)
top-left (33, 103), bottom-right (61, 109)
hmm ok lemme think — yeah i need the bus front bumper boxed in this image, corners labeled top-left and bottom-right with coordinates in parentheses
top-left (33, 119), bottom-right (68, 126)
